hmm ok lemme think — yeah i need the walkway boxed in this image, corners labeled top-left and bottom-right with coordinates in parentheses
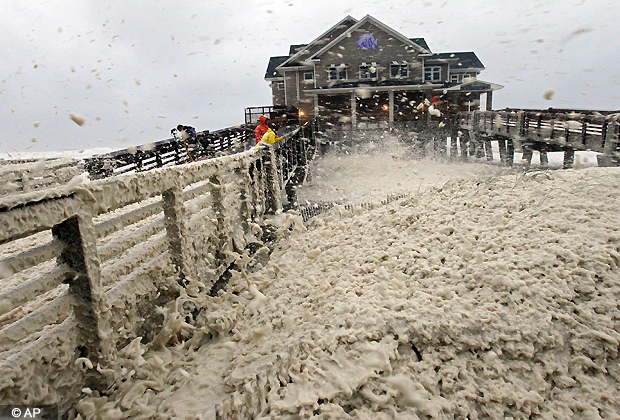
top-left (69, 135), bottom-right (620, 419)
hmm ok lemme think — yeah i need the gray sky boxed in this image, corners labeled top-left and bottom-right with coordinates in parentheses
top-left (1, 0), bottom-right (618, 156)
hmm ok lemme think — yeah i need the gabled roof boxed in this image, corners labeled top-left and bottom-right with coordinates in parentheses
top-left (424, 52), bottom-right (485, 70)
top-left (289, 44), bottom-right (307, 56)
top-left (410, 38), bottom-right (431, 52)
top-left (277, 15), bottom-right (358, 69)
top-left (265, 56), bottom-right (288, 80)
top-left (310, 15), bottom-right (432, 60)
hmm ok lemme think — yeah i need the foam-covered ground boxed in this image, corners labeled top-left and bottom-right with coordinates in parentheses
top-left (73, 145), bottom-right (620, 419)
top-left (296, 135), bottom-right (599, 206)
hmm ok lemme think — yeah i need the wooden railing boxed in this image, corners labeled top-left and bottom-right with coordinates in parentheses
top-left (458, 109), bottom-right (620, 163)
top-left (84, 124), bottom-right (257, 180)
top-left (0, 158), bottom-right (83, 196)
top-left (0, 142), bottom-right (285, 412)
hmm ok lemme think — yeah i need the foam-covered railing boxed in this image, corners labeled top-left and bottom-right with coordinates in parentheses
top-left (0, 144), bottom-right (282, 412)
top-left (458, 110), bottom-right (620, 156)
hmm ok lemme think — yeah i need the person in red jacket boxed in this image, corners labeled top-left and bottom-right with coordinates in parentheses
top-left (255, 115), bottom-right (270, 145)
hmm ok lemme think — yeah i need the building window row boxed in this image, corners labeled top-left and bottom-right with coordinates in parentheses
top-left (322, 64), bottom-right (471, 83)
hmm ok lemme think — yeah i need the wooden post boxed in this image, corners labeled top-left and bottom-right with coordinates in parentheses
top-left (497, 138), bottom-right (507, 163)
top-left (563, 148), bottom-right (575, 169)
top-left (262, 148), bottom-right (282, 214)
top-left (162, 186), bottom-right (187, 285)
top-left (486, 91), bottom-right (493, 111)
top-left (506, 138), bottom-right (514, 166)
top-left (484, 138), bottom-right (493, 161)
top-left (235, 166), bottom-right (250, 237)
top-left (253, 158), bottom-right (267, 218)
top-left (598, 119), bottom-right (620, 166)
top-left (350, 92), bottom-right (357, 128)
top-left (461, 131), bottom-right (471, 159)
top-left (475, 134), bottom-right (485, 158)
top-left (450, 134), bottom-right (458, 160)
top-left (52, 215), bottom-right (111, 365)
top-left (516, 112), bottom-right (525, 138)
top-left (603, 119), bottom-right (619, 156)
top-left (209, 174), bottom-right (231, 265)
top-left (522, 148), bottom-right (533, 168)
top-left (20, 171), bottom-right (31, 193)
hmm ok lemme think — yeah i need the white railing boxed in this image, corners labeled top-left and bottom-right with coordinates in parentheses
top-left (0, 144), bottom-right (281, 412)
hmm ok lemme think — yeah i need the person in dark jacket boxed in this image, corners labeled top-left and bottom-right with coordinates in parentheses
top-left (176, 124), bottom-right (197, 141)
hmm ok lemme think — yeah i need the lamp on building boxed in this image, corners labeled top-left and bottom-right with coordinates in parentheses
top-left (382, 104), bottom-right (389, 111)
top-left (299, 110), bottom-right (305, 117)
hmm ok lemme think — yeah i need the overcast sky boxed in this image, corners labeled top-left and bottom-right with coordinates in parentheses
top-left (1, 0), bottom-right (618, 156)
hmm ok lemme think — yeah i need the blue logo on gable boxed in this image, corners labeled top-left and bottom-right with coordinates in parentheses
top-left (357, 33), bottom-right (378, 50)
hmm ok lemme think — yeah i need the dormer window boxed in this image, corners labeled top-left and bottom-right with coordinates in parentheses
top-left (328, 64), bottom-right (347, 81)
top-left (390, 61), bottom-right (409, 79)
top-left (424, 66), bottom-right (441, 82)
top-left (450, 74), bottom-right (475, 84)
top-left (359, 62), bottom-right (377, 79)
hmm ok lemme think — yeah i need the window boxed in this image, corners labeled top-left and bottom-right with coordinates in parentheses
top-left (304, 72), bottom-right (314, 80)
top-left (328, 65), bottom-right (347, 81)
top-left (359, 63), bottom-right (377, 79)
top-left (328, 68), bottom-right (338, 81)
top-left (390, 62), bottom-right (409, 79)
top-left (277, 82), bottom-right (285, 90)
top-left (424, 66), bottom-right (441, 82)
top-left (451, 74), bottom-right (459, 83)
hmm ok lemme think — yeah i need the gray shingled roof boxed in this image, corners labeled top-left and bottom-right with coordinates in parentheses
top-left (289, 44), bottom-right (307, 55)
top-left (425, 52), bottom-right (484, 69)
top-left (265, 56), bottom-right (288, 80)
top-left (410, 38), bottom-right (430, 52)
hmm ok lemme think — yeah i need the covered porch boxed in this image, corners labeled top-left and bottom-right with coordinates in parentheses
top-left (305, 82), bottom-right (498, 129)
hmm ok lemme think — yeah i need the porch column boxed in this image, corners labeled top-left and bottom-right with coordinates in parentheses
top-left (486, 91), bottom-right (493, 111)
top-left (425, 90), bottom-right (432, 123)
top-left (388, 90), bottom-right (394, 128)
top-left (313, 94), bottom-right (319, 120)
top-left (351, 92), bottom-right (357, 128)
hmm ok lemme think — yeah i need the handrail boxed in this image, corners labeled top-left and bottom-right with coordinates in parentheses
top-left (0, 140), bottom-right (295, 412)
top-left (457, 109), bottom-right (620, 161)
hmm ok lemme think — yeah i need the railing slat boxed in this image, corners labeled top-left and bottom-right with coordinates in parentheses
top-left (0, 264), bottom-right (72, 314)
top-left (0, 239), bottom-right (64, 277)
top-left (95, 200), bottom-right (163, 240)
top-left (0, 196), bottom-right (80, 245)
top-left (0, 293), bottom-right (73, 353)
top-left (98, 218), bottom-right (166, 263)
top-left (100, 234), bottom-right (168, 286)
